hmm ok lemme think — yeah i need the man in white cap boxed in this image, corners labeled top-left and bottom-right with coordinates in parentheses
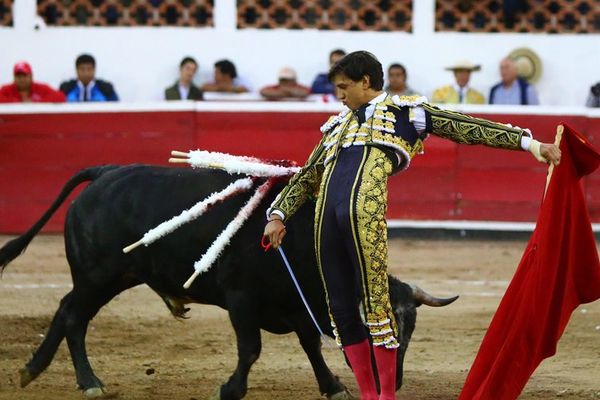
top-left (260, 67), bottom-right (310, 100)
top-left (432, 60), bottom-right (485, 104)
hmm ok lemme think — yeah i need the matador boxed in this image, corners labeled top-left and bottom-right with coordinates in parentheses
top-left (264, 51), bottom-right (561, 400)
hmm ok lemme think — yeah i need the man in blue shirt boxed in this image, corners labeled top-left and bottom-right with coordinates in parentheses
top-left (311, 49), bottom-right (346, 95)
top-left (489, 57), bottom-right (539, 105)
top-left (60, 54), bottom-right (118, 102)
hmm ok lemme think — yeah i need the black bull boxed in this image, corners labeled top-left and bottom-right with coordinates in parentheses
top-left (0, 165), bottom-right (458, 399)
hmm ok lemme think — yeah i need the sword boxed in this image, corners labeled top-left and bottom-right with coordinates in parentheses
top-left (277, 246), bottom-right (328, 340)
top-left (262, 237), bottom-right (333, 345)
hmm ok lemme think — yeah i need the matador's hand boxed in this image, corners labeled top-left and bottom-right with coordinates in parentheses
top-left (529, 140), bottom-right (561, 165)
top-left (264, 218), bottom-right (286, 249)
top-left (539, 143), bottom-right (561, 165)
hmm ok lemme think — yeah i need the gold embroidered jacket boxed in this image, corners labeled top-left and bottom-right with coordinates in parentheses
top-left (268, 95), bottom-right (530, 221)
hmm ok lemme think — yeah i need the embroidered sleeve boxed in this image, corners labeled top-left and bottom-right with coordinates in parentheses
top-left (267, 136), bottom-right (326, 221)
top-left (421, 103), bottom-right (529, 150)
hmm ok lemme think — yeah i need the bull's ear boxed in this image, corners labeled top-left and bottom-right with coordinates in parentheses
top-left (387, 275), bottom-right (417, 312)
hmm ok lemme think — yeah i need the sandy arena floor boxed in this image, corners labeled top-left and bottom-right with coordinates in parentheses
top-left (0, 235), bottom-right (599, 400)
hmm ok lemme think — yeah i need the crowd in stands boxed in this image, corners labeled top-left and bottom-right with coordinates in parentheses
top-left (1, 49), bottom-right (598, 108)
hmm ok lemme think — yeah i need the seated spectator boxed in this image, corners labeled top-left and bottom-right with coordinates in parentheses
top-left (260, 67), bottom-right (310, 101)
top-left (0, 61), bottom-right (65, 103)
top-left (165, 56), bottom-right (203, 100)
top-left (432, 60), bottom-right (485, 104)
top-left (311, 49), bottom-right (346, 95)
top-left (60, 54), bottom-right (118, 102)
top-left (201, 59), bottom-right (248, 93)
top-left (489, 57), bottom-right (539, 105)
top-left (385, 63), bottom-right (417, 97)
top-left (585, 82), bottom-right (600, 108)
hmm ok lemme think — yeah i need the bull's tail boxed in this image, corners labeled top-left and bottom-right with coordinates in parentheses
top-left (0, 165), bottom-right (120, 272)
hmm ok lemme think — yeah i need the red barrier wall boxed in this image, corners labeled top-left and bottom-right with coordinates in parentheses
top-left (1, 105), bottom-right (599, 233)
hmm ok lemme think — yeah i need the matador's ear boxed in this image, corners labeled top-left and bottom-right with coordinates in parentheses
top-left (361, 74), bottom-right (371, 90)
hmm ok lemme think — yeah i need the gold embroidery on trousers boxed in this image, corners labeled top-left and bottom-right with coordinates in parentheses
top-left (352, 147), bottom-right (399, 349)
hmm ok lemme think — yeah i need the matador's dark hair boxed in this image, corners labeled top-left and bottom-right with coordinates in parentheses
top-left (328, 50), bottom-right (383, 90)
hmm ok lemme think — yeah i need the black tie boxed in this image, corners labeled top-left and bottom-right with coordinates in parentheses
top-left (355, 104), bottom-right (369, 124)
top-left (83, 87), bottom-right (89, 102)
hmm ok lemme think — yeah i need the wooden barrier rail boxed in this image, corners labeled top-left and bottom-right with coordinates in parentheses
top-left (1, 102), bottom-right (599, 233)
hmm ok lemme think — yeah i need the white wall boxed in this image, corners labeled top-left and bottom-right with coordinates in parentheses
top-left (1, 0), bottom-right (598, 105)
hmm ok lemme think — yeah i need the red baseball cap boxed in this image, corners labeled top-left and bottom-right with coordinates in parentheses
top-left (13, 61), bottom-right (33, 75)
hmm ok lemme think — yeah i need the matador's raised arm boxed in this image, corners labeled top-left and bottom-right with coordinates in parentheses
top-left (421, 103), bottom-right (529, 150)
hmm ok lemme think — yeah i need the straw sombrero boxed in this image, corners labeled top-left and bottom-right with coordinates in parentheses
top-left (444, 60), bottom-right (481, 72)
top-left (508, 48), bottom-right (542, 83)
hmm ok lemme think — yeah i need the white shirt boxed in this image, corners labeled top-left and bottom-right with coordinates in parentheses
top-left (178, 83), bottom-right (190, 100)
top-left (452, 84), bottom-right (471, 104)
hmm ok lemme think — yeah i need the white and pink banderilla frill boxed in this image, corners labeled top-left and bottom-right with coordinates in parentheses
top-left (122, 149), bottom-right (300, 289)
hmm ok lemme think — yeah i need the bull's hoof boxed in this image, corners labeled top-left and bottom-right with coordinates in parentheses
top-left (84, 387), bottom-right (108, 398)
top-left (328, 389), bottom-right (357, 400)
top-left (19, 367), bottom-right (38, 388)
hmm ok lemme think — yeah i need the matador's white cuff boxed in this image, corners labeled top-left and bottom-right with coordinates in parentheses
top-left (516, 130), bottom-right (545, 163)
top-left (520, 135), bottom-right (532, 151)
top-left (266, 209), bottom-right (285, 221)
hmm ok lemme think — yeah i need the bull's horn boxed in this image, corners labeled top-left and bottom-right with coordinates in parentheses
top-left (410, 284), bottom-right (459, 307)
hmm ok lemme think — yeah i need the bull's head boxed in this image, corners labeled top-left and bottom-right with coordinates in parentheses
top-left (387, 275), bottom-right (459, 390)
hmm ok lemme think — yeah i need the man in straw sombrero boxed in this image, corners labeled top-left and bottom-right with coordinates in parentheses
top-left (431, 60), bottom-right (485, 104)
top-left (264, 51), bottom-right (560, 400)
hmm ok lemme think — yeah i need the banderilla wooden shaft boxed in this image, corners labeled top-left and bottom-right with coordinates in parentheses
top-left (183, 270), bottom-right (200, 289)
top-left (168, 158), bottom-right (190, 164)
top-left (122, 239), bottom-right (144, 253)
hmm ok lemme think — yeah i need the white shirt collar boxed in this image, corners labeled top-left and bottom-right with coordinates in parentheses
top-left (453, 84), bottom-right (470, 93)
top-left (77, 79), bottom-right (96, 88)
top-left (362, 92), bottom-right (388, 121)
top-left (368, 92), bottom-right (388, 104)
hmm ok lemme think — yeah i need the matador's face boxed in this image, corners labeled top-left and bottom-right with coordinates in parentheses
top-left (332, 73), bottom-right (372, 111)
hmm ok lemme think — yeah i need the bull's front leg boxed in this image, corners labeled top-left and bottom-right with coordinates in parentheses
top-left (213, 289), bottom-right (262, 400)
top-left (293, 317), bottom-right (355, 400)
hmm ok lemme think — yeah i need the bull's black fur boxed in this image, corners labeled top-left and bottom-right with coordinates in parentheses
top-left (0, 165), bottom-right (424, 399)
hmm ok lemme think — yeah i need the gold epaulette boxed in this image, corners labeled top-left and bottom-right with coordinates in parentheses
top-left (391, 95), bottom-right (428, 107)
top-left (320, 109), bottom-right (351, 134)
